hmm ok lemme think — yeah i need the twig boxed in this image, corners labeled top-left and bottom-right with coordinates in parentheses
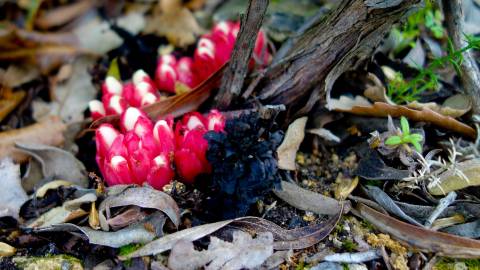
top-left (424, 191), bottom-right (457, 228)
top-left (442, 0), bottom-right (480, 114)
top-left (214, 0), bottom-right (269, 109)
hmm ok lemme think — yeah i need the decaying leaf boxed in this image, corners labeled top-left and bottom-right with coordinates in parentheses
top-left (355, 151), bottom-right (410, 180)
top-left (35, 0), bottom-right (95, 30)
top-left (356, 203), bottom-right (480, 258)
top-left (0, 158), bottom-right (28, 219)
top-left (121, 212), bottom-right (342, 259)
top-left (35, 180), bottom-right (74, 198)
top-left (428, 159), bottom-right (480, 195)
top-left (332, 100), bottom-right (475, 138)
top-left (0, 116), bottom-right (66, 162)
top-left (27, 193), bottom-right (97, 228)
top-left (144, 0), bottom-right (203, 47)
top-left (35, 212), bottom-right (166, 248)
top-left (168, 230), bottom-right (273, 270)
top-left (106, 206), bottom-right (148, 230)
top-left (0, 242), bottom-right (16, 257)
top-left (277, 117), bottom-right (308, 170)
top-left (334, 174), bottom-right (359, 200)
top-left (15, 143), bottom-right (88, 187)
top-left (273, 181), bottom-right (345, 216)
top-left (98, 186), bottom-right (180, 231)
top-left (0, 90), bottom-right (26, 122)
top-left (407, 94), bottom-right (472, 118)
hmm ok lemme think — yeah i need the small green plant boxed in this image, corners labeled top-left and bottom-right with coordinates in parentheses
top-left (387, 34), bottom-right (480, 104)
top-left (385, 116), bottom-right (423, 152)
top-left (341, 239), bottom-right (358, 252)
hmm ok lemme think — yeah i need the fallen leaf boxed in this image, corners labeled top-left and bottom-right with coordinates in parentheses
top-left (168, 230), bottom-right (273, 270)
top-left (442, 219), bottom-right (480, 238)
top-left (428, 159), bottom-right (480, 195)
top-left (0, 116), bottom-right (66, 162)
top-left (333, 100), bottom-right (476, 138)
top-left (354, 151), bottom-right (410, 180)
top-left (363, 72), bottom-right (395, 105)
top-left (1, 64), bottom-right (40, 88)
top-left (144, 0), bottom-right (203, 47)
top-left (364, 186), bottom-right (423, 226)
top-left (34, 212), bottom-right (166, 248)
top-left (0, 158), bottom-right (28, 219)
top-left (13, 255), bottom-right (83, 270)
top-left (334, 174), bottom-right (359, 200)
top-left (98, 186), bottom-right (180, 231)
top-left (277, 117), bottom-right (308, 170)
top-left (356, 203), bottom-right (480, 258)
top-left (15, 143), bottom-right (88, 187)
top-left (0, 90), bottom-right (26, 122)
top-left (273, 181), bottom-right (345, 216)
top-left (406, 94), bottom-right (472, 118)
top-left (106, 206), bottom-right (148, 230)
top-left (27, 193), bottom-right (97, 228)
top-left (121, 211), bottom-right (342, 259)
top-left (35, 0), bottom-right (95, 29)
top-left (0, 242), bottom-right (16, 257)
top-left (35, 180), bottom-right (74, 198)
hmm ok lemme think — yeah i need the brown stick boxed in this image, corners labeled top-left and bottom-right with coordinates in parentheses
top-left (214, 0), bottom-right (269, 109)
top-left (442, 0), bottom-right (480, 115)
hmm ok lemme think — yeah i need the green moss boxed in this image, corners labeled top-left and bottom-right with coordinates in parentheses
top-left (118, 243), bottom-right (142, 256)
top-left (13, 254), bottom-right (82, 270)
top-left (434, 258), bottom-right (480, 270)
top-left (341, 239), bottom-right (358, 252)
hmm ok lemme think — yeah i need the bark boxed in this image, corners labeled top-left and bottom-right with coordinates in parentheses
top-left (247, 0), bottom-right (422, 121)
top-left (442, 0), bottom-right (480, 115)
top-left (214, 0), bottom-right (269, 109)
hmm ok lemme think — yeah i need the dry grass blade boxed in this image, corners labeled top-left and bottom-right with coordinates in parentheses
top-left (90, 63), bottom-right (226, 128)
top-left (336, 102), bottom-right (476, 138)
top-left (356, 203), bottom-right (480, 258)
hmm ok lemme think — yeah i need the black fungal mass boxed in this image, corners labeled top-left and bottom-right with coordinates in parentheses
top-left (204, 112), bottom-right (284, 219)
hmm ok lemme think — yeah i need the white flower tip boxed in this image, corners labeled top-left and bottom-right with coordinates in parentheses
top-left (111, 155), bottom-right (127, 167)
top-left (105, 76), bottom-right (123, 95)
top-left (197, 46), bottom-right (215, 59)
top-left (153, 155), bottom-right (167, 167)
top-left (159, 55), bottom-right (176, 66)
top-left (109, 95), bottom-right (125, 114)
top-left (123, 107), bottom-right (142, 131)
top-left (98, 125), bottom-right (119, 148)
top-left (89, 100), bottom-right (105, 114)
top-left (141, 92), bottom-right (158, 106)
top-left (187, 116), bottom-right (205, 130)
top-left (198, 38), bottom-right (215, 52)
top-left (132, 69), bottom-right (148, 86)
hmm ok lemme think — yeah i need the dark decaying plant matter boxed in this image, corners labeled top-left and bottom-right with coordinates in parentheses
top-left (204, 112), bottom-right (284, 219)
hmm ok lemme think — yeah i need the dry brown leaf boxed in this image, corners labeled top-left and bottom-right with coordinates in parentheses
top-left (0, 242), bottom-right (16, 257)
top-left (35, 0), bottom-right (95, 30)
top-left (1, 64), bottom-right (40, 88)
top-left (334, 101), bottom-right (475, 138)
top-left (0, 90), bottom-right (26, 122)
top-left (144, 0), bottom-right (203, 47)
top-left (0, 116), bottom-right (66, 162)
top-left (277, 117), bottom-right (307, 170)
top-left (357, 203), bottom-right (480, 258)
top-left (406, 94), bottom-right (472, 118)
top-left (428, 159), bottom-right (480, 195)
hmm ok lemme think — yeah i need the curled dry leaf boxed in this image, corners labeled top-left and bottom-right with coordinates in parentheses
top-left (273, 181), bottom-right (345, 216)
top-left (144, 0), bottom-right (203, 47)
top-left (356, 203), bottom-right (480, 258)
top-left (407, 94), bottom-right (472, 118)
top-left (277, 117), bottom-right (308, 170)
top-left (15, 143), bottom-right (88, 187)
top-left (0, 158), bottom-right (28, 219)
top-left (27, 193), bottom-right (97, 228)
top-left (121, 211), bottom-right (342, 259)
top-left (0, 242), bottom-right (16, 257)
top-left (0, 90), bottom-right (26, 122)
top-left (107, 206), bottom-right (148, 230)
top-left (35, 180), bottom-right (74, 198)
top-left (34, 212), bottom-right (166, 248)
top-left (0, 116), bottom-right (66, 162)
top-left (168, 230), bottom-right (273, 270)
top-left (98, 186), bottom-right (180, 231)
top-left (428, 159), bottom-right (480, 195)
top-left (332, 99), bottom-right (475, 138)
top-left (35, 0), bottom-right (95, 30)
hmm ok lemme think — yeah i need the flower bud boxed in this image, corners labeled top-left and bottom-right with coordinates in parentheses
top-left (132, 69), bottom-right (155, 88)
top-left (147, 153), bottom-right (175, 189)
top-left (105, 95), bottom-right (127, 115)
top-left (154, 119), bottom-right (175, 154)
top-left (105, 155), bottom-right (135, 185)
top-left (102, 76), bottom-right (123, 96)
top-left (120, 107), bottom-right (150, 132)
top-left (141, 92), bottom-right (159, 106)
top-left (174, 148), bottom-right (205, 183)
top-left (176, 57), bottom-right (195, 88)
top-left (155, 63), bottom-right (177, 94)
top-left (206, 110), bottom-right (225, 131)
top-left (89, 100), bottom-right (106, 120)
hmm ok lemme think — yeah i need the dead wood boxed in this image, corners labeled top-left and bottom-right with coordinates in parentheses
top-left (247, 0), bottom-right (422, 121)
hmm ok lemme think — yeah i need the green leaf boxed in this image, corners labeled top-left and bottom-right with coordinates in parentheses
top-left (411, 140), bottom-right (422, 153)
top-left (400, 117), bottom-right (410, 135)
top-left (107, 58), bottom-right (121, 80)
top-left (409, 133), bottom-right (424, 142)
top-left (385, 136), bottom-right (402, 146)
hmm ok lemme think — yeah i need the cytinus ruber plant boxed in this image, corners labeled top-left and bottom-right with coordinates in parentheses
top-left (95, 107), bottom-right (225, 189)
top-left (89, 21), bottom-right (270, 120)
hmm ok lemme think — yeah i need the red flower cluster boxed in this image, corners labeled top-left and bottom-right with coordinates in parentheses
top-left (89, 21), bottom-right (269, 120)
top-left (95, 107), bottom-right (225, 189)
